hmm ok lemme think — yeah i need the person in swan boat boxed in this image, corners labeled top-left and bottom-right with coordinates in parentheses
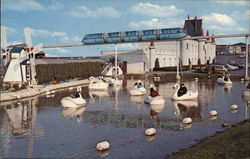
top-left (150, 86), bottom-right (159, 97)
top-left (138, 80), bottom-right (142, 88)
top-left (177, 84), bottom-right (187, 97)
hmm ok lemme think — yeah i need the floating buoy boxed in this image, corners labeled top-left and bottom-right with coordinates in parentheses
top-left (51, 90), bottom-right (55, 94)
top-left (16, 95), bottom-right (21, 99)
top-left (222, 122), bottom-right (229, 128)
top-left (195, 78), bottom-right (198, 81)
top-left (241, 78), bottom-right (244, 81)
top-left (145, 128), bottom-right (156, 136)
top-left (231, 104), bottom-right (238, 110)
top-left (157, 77), bottom-right (160, 80)
top-left (208, 76), bottom-right (211, 79)
top-left (69, 87), bottom-right (73, 91)
top-left (183, 117), bottom-right (192, 124)
top-left (209, 110), bottom-right (217, 116)
top-left (96, 141), bottom-right (110, 151)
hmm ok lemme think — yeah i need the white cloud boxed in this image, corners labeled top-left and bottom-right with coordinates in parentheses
top-left (51, 32), bottom-right (67, 37)
top-left (202, 13), bottom-right (236, 26)
top-left (128, 18), bottom-right (183, 29)
top-left (60, 36), bottom-right (81, 43)
top-left (2, 0), bottom-right (45, 11)
top-left (68, 6), bottom-right (122, 18)
top-left (213, 0), bottom-right (248, 6)
top-left (48, 1), bottom-right (63, 10)
top-left (30, 28), bottom-right (50, 37)
top-left (28, 27), bottom-right (81, 43)
top-left (130, 3), bottom-right (184, 17)
top-left (8, 41), bottom-right (24, 45)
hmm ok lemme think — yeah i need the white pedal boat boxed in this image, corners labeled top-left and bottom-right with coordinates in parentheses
top-left (61, 93), bottom-right (87, 108)
top-left (129, 87), bottom-right (147, 96)
top-left (172, 84), bottom-right (198, 101)
top-left (145, 96), bottom-right (165, 105)
top-left (88, 77), bottom-right (109, 91)
top-left (217, 77), bottom-right (232, 85)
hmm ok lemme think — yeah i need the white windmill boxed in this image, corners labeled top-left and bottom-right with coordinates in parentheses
top-left (3, 27), bottom-right (43, 85)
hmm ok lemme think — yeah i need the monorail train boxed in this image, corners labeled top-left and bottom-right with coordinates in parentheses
top-left (82, 27), bottom-right (187, 44)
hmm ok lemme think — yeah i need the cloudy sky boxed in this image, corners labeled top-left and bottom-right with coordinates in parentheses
top-left (1, 0), bottom-right (249, 57)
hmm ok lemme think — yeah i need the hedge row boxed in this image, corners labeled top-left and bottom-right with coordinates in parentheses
top-left (35, 62), bottom-right (102, 84)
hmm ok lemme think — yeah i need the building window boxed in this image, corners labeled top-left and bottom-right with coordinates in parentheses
top-left (186, 43), bottom-right (188, 50)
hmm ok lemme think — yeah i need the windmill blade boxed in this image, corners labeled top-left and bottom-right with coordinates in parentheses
top-left (24, 27), bottom-right (32, 48)
top-left (32, 43), bottom-right (43, 55)
top-left (1, 26), bottom-right (8, 49)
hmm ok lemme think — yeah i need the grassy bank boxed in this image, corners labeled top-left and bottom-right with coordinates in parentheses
top-left (167, 120), bottom-right (250, 159)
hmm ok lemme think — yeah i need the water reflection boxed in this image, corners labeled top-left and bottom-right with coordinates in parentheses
top-left (1, 97), bottom-right (45, 158)
top-left (89, 90), bottom-right (109, 103)
top-left (61, 106), bottom-right (86, 123)
top-left (172, 100), bottom-right (200, 120)
top-left (150, 104), bottom-right (165, 120)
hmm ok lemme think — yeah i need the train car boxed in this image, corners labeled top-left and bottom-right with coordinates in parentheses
top-left (141, 29), bottom-right (157, 41)
top-left (106, 32), bottom-right (123, 43)
top-left (123, 31), bottom-right (139, 42)
top-left (82, 33), bottom-right (106, 44)
top-left (160, 28), bottom-right (187, 40)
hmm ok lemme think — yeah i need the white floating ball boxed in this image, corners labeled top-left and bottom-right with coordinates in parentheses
top-left (145, 128), bottom-right (156, 136)
top-left (241, 78), bottom-right (244, 81)
top-left (16, 95), bottom-right (21, 99)
top-left (183, 117), bottom-right (192, 124)
top-left (96, 141), bottom-right (110, 151)
top-left (210, 110), bottom-right (217, 116)
top-left (231, 104), bottom-right (238, 110)
top-left (195, 78), bottom-right (198, 81)
top-left (69, 87), bottom-right (73, 91)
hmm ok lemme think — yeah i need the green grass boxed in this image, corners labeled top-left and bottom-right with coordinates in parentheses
top-left (167, 120), bottom-right (250, 159)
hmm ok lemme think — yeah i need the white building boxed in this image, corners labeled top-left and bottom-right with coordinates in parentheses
top-left (101, 39), bottom-right (215, 74)
top-left (101, 16), bottom-right (216, 74)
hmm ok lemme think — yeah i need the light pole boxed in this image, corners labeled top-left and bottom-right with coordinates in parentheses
top-left (245, 36), bottom-right (249, 81)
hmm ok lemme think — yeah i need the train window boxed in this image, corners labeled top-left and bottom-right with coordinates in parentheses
top-left (108, 32), bottom-right (119, 37)
top-left (170, 29), bottom-right (178, 34)
top-left (177, 28), bottom-right (182, 33)
top-left (161, 29), bottom-right (170, 34)
top-left (125, 31), bottom-right (137, 36)
top-left (143, 30), bottom-right (155, 35)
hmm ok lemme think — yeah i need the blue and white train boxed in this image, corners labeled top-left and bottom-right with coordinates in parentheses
top-left (82, 27), bottom-right (187, 44)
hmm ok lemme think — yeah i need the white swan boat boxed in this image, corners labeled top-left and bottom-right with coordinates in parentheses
top-left (145, 96), bottom-right (165, 105)
top-left (88, 77), bottom-right (109, 91)
top-left (129, 87), bottom-right (147, 96)
top-left (172, 84), bottom-right (198, 101)
top-left (217, 76), bottom-right (232, 85)
top-left (61, 93), bottom-right (87, 108)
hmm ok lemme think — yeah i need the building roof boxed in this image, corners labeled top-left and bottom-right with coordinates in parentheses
top-left (183, 16), bottom-right (203, 37)
top-left (231, 42), bottom-right (246, 46)
top-left (10, 47), bottom-right (24, 53)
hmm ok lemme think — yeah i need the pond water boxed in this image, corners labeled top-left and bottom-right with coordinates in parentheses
top-left (0, 79), bottom-right (249, 159)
